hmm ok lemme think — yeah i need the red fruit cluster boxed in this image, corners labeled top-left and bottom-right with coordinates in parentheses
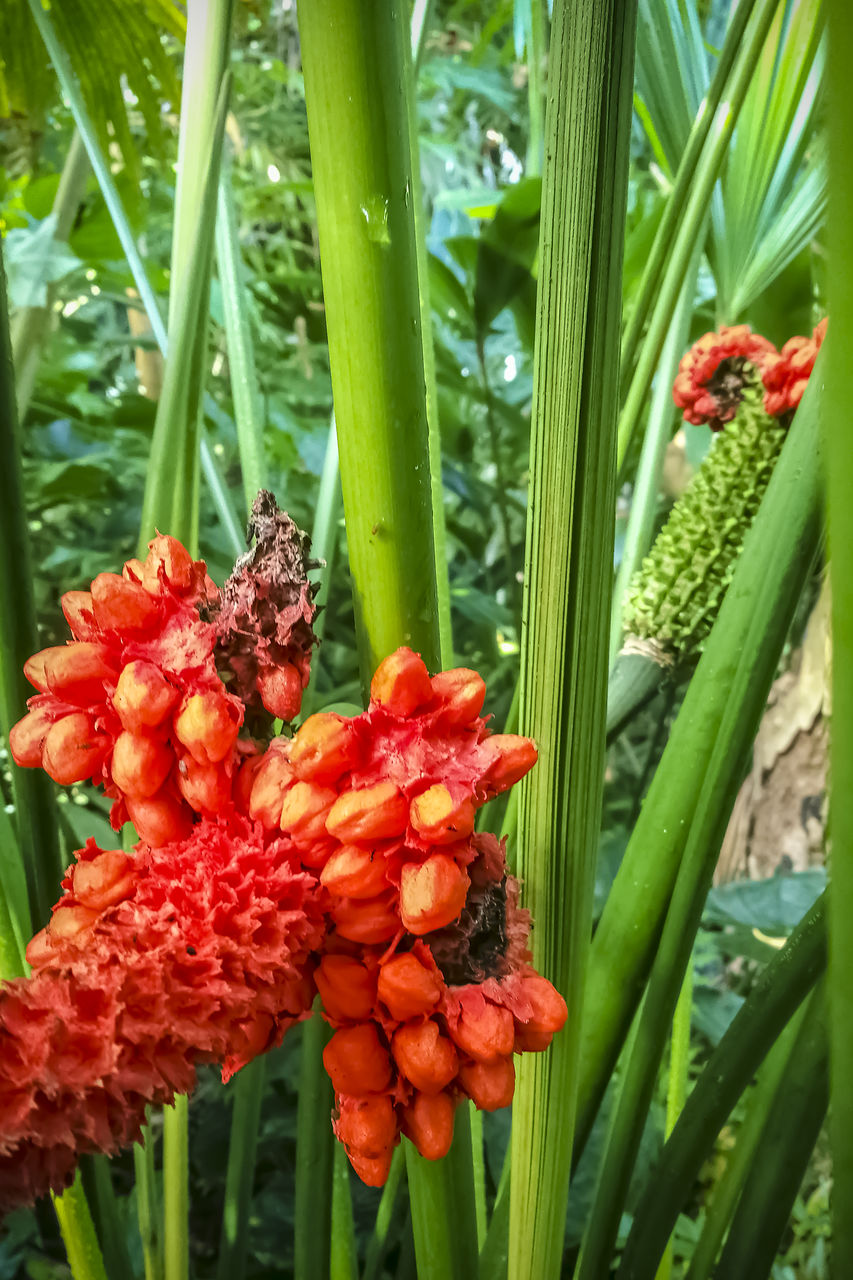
top-left (761, 317), bottom-right (827, 417)
top-left (248, 646), bottom-right (537, 944)
top-left (317, 839), bottom-right (567, 1184)
top-left (0, 817), bottom-right (322, 1210)
top-left (672, 325), bottom-right (778, 430)
top-left (9, 534), bottom-right (243, 846)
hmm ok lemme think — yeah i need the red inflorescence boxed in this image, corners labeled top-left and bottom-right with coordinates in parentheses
top-left (672, 325), bottom-right (778, 430)
top-left (0, 817), bottom-right (322, 1210)
top-left (247, 646), bottom-right (537, 945)
top-left (316, 837), bottom-right (567, 1184)
top-left (761, 317), bottom-right (827, 417)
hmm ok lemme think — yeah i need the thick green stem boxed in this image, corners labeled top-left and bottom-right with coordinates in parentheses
top-left (294, 1013), bottom-right (335, 1280)
top-left (163, 1098), bottom-right (189, 1280)
top-left (133, 1119), bottom-right (164, 1280)
top-left (330, 1143), bottom-right (358, 1280)
top-left (508, 3), bottom-right (636, 1277)
top-left (652, 959), bottom-right (693, 1280)
top-left (525, 0), bottom-right (547, 177)
top-left (362, 1147), bottom-right (406, 1280)
top-left (51, 1175), bottom-right (109, 1280)
top-left (827, 1), bottom-right (853, 1270)
top-left (577, 368), bottom-right (824, 1161)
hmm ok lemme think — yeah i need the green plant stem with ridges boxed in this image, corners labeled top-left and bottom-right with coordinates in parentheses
top-left (653, 958), bottom-right (693, 1280)
top-left (294, 1014), bottom-right (334, 1280)
top-left (526, 0), bottom-right (546, 178)
top-left (330, 1143), bottom-right (358, 1280)
top-left (621, 388), bottom-right (786, 661)
top-left (216, 1056), bottom-right (265, 1280)
top-left (163, 1098), bottom-right (189, 1280)
top-left (25, 0), bottom-right (244, 558)
top-left (296, 2), bottom-right (479, 1275)
top-left (81, 1155), bottom-right (136, 1280)
top-left (618, 0), bottom-right (759, 387)
top-left (577, 363), bottom-right (824, 1176)
top-left (508, 3), bottom-right (637, 1277)
top-left (362, 1148), bottom-right (406, 1280)
top-left (616, 0), bottom-right (782, 470)
top-left (685, 1003), bottom-right (805, 1280)
top-left (714, 981), bottom-right (829, 1277)
top-left (133, 1122), bottom-right (164, 1280)
top-left (827, 2), bottom-right (853, 1270)
top-left (11, 129), bottom-right (89, 419)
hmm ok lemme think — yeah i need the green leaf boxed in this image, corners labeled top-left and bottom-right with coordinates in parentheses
top-left (704, 869), bottom-right (826, 933)
top-left (4, 215), bottom-right (82, 308)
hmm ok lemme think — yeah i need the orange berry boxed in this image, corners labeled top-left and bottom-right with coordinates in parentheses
top-left (111, 730), bottom-right (172, 799)
top-left (370, 647), bottom-right (433, 716)
top-left (25, 928), bottom-right (54, 969)
top-left (72, 850), bottom-right (135, 911)
top-left (8, 707), bottom-right (54, 767)
top-left (448, 996), bottom-right (514, 1063)
top-left (247, 744), bottom-right (294, 828)
top-left (335, 1095), bottom-right (397, 1158)
top-left (409, 784), bottom-right (476, 844)
top-left (90, 572), bottom-right (160, 633)
top-left (232, 749), bottom-right (265, 815)
top-left (458, 1056), bottom-right (515, 1111)
top-left (279, 780), bottom-right (337, 849)
top-left (113, 660), bottom-right (177, 732)
top-left (326, 782), bottom-right (409, 843)
top-left (323, 1024), bottom-right (393, 1096)
top-left (347, 1147), bottom-right (394, 1187)
top-left (514, 1027), bottom-right (554, 1053)
top-left (176, 755), bottom-right (231, 815)
top-left (377, 952), bottom-right (443, 1021)
top-left (49, 903), bottom-right (100, 942)
top-left (482, 735), bottom-right (538, 795)
top-left (429, 668), bottom-right (486, 725)
top-left (399, 854), bottom-right (469, 934)
top-left (173, 692), bottom-right (242, 766)
top-left (401, 1091), bottom-right (455, 1161)
top-left (25, 643), bottom-right (115, 705)
top-left (331, 893), bottom-right (399, 945)
top-left (125, 790), bottom-right (193, 847)
top-left (392, 1020), bottom-right (458, 1094)
top-left (315, 955), bottom-right (377, 1022)
top-left (141, 534), bottom-right (195, 593)
top-left (257, 663), bottom-right (303, 721)
top-left (290, 712), bottom-right (359, 784)
top-left (516, 974), bottom-right (568, 1035)
top-left (320, 845), bottom-right (389, 899)
top-left (42, 713), bottom-right (108, 784)
top-left (60, 590), bottom-right (98, 641)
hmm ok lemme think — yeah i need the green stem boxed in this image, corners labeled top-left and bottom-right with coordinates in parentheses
top-left (685, 1004), bottom-right (805, 1280)
top-left (827, 1), bottom-right (853, 1270)
top-left (134, 1118), bottom-right (164, 1280)
top-left (714, 981), bottom-right (829, 1276)
top-left (525, 0), bottom-right (547, 177)
top-left (163, 1098), bottom-right (189, 1280)
top-left (616, 892), bottom-right (826, 1280)
top-left (215, 160), bottom-right (266, 512)
top-left (330, 1143), bottom-right (359, 1280)
top-left (616, 0), bottom-right (781, 470)
top-left (577, 368), bottom-right (825, 1161)
top-left (362, 1147), bottom-right (407, 1280)
top-left (216, 1057), bottom-right (265, 1280)
top-left (11, 129), bottom-right (90, 420)
top-left (294, 1015), bottom-right (334, 1280)
top-left (653, 959), bottom-right (693, 1280)
top-left (0, 208), bottom-right (63, 929)
top-left (469, 1105), bottom-right (487, 1249)
top-left (508, 3), bottom-right (637, 1276)
top-left (51, 1175), bottom-right (109, 1280)
top-left (81, 1155), bottom-right (136, 1280)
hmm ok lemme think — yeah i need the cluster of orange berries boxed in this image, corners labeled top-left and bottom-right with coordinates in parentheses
top-left (672, 319), bottom-right (827, 430)
top-left (3, 518), bottom-right (567, 1199)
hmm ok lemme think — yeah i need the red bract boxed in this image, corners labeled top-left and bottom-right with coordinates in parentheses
top-left (0, 817), bottom-right (322, 1210)
top-left (672, 325), bottom-right (778, 430)
top-left (761, 317), bottom-right (827, 417)
top-left (319, 838), bottom-right (567, 1185)
top-left (248, 646), bottom-right (538, 936)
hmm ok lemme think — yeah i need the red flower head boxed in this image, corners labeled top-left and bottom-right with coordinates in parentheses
top-left (247, 646), bottom-right (537, 942)
top-left (9, 499), bottom-right (320, 847)
top-left (761, 318), bottom-right (827, 418)
top-left (316, 835), bottom-right (567, 1185)
top-left (672, 325), bottom-right (778, 431)
top-left (0, 816), bottom-right (323, 1210)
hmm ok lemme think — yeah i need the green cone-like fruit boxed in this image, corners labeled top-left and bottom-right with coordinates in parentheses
top-left (622, 383), bottom-right (787, 667)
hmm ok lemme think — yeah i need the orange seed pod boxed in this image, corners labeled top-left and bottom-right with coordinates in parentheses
top-left (399, 854), bottom-right (470, 935)
top-left (325, 782), bottom-right (409, 843)
top-left (448, 997), bottom-right (515, 1063)
top-left (173, 692), bottom-right (241, 766)
top-left (110, 730), bottom-right (172, 799)
top-left (322, 1024), bottom-right (393, 1096)
top-left (125, 790), bottom-right (193, 847)
top-left (91, 572), bottom-right (160, 633)
top-left (112, 660), bottom-right (177, 732)
top-left (315, 954), bottom-right (378, 1022)
top-left (370, 647), bottom-right (433, 717)
top-left (8, 707), bottom-right (54, 768)
top-left (391, 1020), bottom-right (458, 1094)
top-left (257, 663), bottom-right (303, 722)
top-left (331, 893), bottom-right (400, 945)
top-left (335, 1095), bottom-right (397, 1158)
top-left (401, 1090), bottom-right (455, 1161)
top-left (42, 714), bottom-right (108, 785)
top-left (377, 952), bottom-right (443, 1021)
top-left (72, 850), bottom-right (135, 911)
top-left (320, 845), bottom-right (389, 899)
top-left (409, 784), bottom-right (476, 844)
top-left (290, 712), bottom-right (359, 784)
top-left (458, 1056), bottom-right (516, 1111)
top-left (429, 668), bottom-right (486, 725)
